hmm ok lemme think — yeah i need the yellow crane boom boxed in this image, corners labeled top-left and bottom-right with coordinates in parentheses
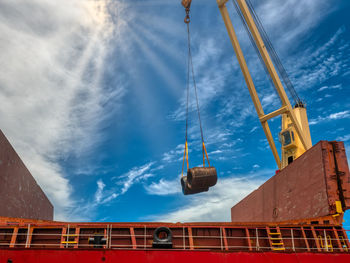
top-left (182, 0), bottom-right (312, 169)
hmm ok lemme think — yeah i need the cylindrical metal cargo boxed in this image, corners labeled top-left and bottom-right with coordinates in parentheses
top-left (187, 167), bottom-right (217, 189)
top-left (181, 176), bottom-right (208, 195)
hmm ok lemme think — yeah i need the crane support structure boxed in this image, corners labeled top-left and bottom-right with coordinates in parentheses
top-left (216, 0), bottom-right (312, 169)
top-left (216, 0), bottom-right (280, 168)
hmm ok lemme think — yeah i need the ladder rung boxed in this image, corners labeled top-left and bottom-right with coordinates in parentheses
top-left (62, 234), bottom-right (78, 237)
top-left (269, 232), bottom-right (281, 235)
top-left (272, 247), bottom-right (286, 251)
top-left (270, 238), bottom-right (281, 240)
top-left (272, 243), bottom-right (284, 246)
top-left (61, 241), bottom-right (77, 244)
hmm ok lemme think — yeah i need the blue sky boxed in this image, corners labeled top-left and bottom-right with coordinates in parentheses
top-left (0, 0), bottom-right (349, 225)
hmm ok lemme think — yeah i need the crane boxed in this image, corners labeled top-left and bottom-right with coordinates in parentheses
top-left (181, 0), bottom-right (313, 170)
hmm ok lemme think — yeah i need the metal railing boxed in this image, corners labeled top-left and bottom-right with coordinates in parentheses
top-left (0, 225), bottom-right (348, 252)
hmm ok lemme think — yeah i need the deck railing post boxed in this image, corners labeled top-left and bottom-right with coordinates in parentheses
top-left (66, 224), bottom-right (70, 248)
top-left (106, 224), bottom-right (109, 249)
top-left (144, 225), bottom-right (147, 249)
top-left (183, 227), bottom-right (185, 250)
top-left (25, 224), bottom-right (30, 248)
top-left (324, 229), bottom-right (328, 252)
top-left (110, 225), bottom-right (113, 249)
top-left (291, 228), bottom-right (295, 252)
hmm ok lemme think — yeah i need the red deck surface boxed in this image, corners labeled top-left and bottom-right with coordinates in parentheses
top-left (1, 249), bottom-right (350, 263)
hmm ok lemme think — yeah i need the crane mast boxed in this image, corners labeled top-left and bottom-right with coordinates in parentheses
top-left (182, 0), bottom-right (312, 169)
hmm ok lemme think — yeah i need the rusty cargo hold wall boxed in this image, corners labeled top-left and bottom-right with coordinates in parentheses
top-left (0, 129), bottom-right (53, 220)
top-left (231, 141), bottom-right (350, 223)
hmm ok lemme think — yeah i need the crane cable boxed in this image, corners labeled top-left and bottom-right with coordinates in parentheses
top-left (245, 0), bottom-right (302, 106)
top-left (232, 0), bottom-right (303, 107)
top-left (231, 0), bottom-right (278, 102)
top-left (181, 5), bottom-right (210, 178)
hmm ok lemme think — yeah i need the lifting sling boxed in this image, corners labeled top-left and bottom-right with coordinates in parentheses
top-left (180, 1), bottom-right (217, 195)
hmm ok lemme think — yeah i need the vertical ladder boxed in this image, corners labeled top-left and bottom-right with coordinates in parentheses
top-left (267, 226), bottom-right (285, 251)
top-left (339, 235), bottom-right (349, 252)
top-left (318, 234), bottom-right (333, 252)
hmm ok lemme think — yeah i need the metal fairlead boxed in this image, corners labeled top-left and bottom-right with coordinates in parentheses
top-left (152, 227), bottom-right (173, 248)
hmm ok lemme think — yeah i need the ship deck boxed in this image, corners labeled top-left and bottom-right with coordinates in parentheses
top-left (1, 218), bottom-right (349, 253)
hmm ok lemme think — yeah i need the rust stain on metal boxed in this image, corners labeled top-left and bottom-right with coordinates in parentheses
top-left (0, 130), bottom-right (53, 220)
top-left (231, 141), bottom-right (350, 223)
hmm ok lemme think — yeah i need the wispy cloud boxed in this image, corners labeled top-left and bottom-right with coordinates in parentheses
top-left (169, 37), bottom-right (232, 122)
top-left (162, 144), bottom-right (185, 163)
top-left (289, 27), bottom-right (349, 92)
top-left (144, 178), bottom-right (181, 196)
top-left (95, 179), bottom-right (118, 205)
top-left (256, 0), bottom-right (334, 46)
top-left (95, 179), bottom-right (106, 203)
top-left (118, 162), bottom-right (155, 194)
top-left (62, 178), bottom-right (118, 222)
top-left (250, 126), bottom-right (259, 133)
top-left (337, 134), bottom-right (350, 142)
top-left (83, 162), bottom-right (157, 214)
top-left (309, 110), bottom-right (350, 125)
top-left (318, 84), bottom-right (342, 92)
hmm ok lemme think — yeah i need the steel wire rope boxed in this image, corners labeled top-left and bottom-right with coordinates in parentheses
top-left (187, 22), bottom-right (205, 150)
top-left (182, 7), bottom-right (210, 176)
top-left (245, 0), bottom-right (302, 106)
top-left (181, 17), bottom-right (191, 177)
top-left (231, 0), bottom-right (281, 105)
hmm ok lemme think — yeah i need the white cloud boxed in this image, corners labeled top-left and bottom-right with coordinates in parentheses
top-left (118, 162), bottom-right (155, 194)
top-left (0, 0), bottom-right (127, 220)
top-left (262, 93), bottom-right (279, 109)
top-left (309, 111), bottom-right (350, 125)
top-left (209, 150), bottom-right (223, 155)
top-left (145, 178), bottom-right (181, 196)
top-left (290, 27), bottom-right (348, 92)
top-left (337, 134), bottom-right (350, 142)
top-left (318, 84), bottom-right (342, 92)
top-left (64, 178), bottom-right (118, 222)
top-left (80, 161), bottom-right (164, 213)
top-left (95, 179), bottom-right (106, 203)
top-left (250, 126), bottom-right (259, 133)
top-left (146, 170), bottom-right (271, 222)
top-left (206, 129), bottom-right (233, 145)
top-left (329, 111), bottom-right (350, 120)
top-left (162, 144), bottom-right (185, 163)
top-left (102, 193), bottom-right (118, 204)
top-left (257, 0), bottom-right (333, 43)
top-left (95, 179), bottom-right (118, 205)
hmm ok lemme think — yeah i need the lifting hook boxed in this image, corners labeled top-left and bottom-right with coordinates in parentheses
top-left (182, 0), bottom-right (192, 24)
